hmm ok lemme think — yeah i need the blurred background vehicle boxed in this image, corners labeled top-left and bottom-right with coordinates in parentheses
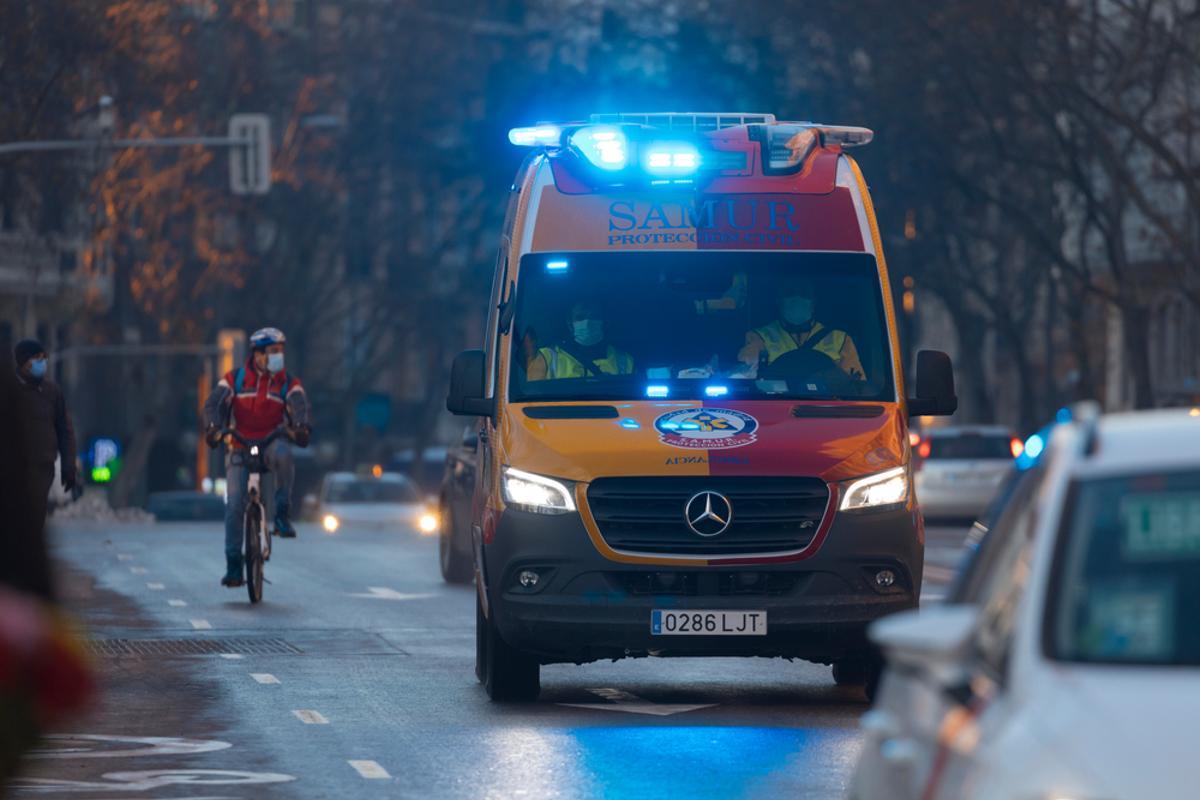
top-left (913, 425), bottom-right (1019, 521)
top-left (312, 471), bottom-right (437, 535)
top-left (437, 427), bottom-right (477, 584)
top-left (853, 406), bottom-right (1200, 800)
top-left (146, 490), bottom-right (225, 522)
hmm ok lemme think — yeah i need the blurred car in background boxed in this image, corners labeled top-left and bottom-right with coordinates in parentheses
top-left (387, 446), bottom-right (449, 496)
top-left (913, 425), bottom-right (1019, 520)
top-left (146, 490), bottom-right (226, 522)
top-left (314, 471), bottom-right (438, 534)
top-left (437, 426), bottom-right (477, 584)
top-left (851, 406), bottom-right (1200, 800)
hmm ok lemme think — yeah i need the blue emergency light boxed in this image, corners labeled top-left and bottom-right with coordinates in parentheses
top-left (546, 259), bottom-right (569, 272)
top-left (646, 385), bottom-right (670, 398)
top-left (705, 385), bottom-right (729, 397)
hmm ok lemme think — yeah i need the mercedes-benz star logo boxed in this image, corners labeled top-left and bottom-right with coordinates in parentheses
top-left (684, 491), bottom-right (733, 537)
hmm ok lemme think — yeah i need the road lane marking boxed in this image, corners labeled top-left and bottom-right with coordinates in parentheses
top-left (146, 582), bottom-right (165, 590)
top-left (117, 554), bottom-right (133, 561)
top-left (189, 619), bottom-right (212, 630)
top-left (348, 760), bottom-right (390, 779)
top-left (251, 673), bottom-right (280, 685)
top-left (348, 587), bottom-right (435, 601)
top-left (292, 709), bottom-right (328, 724)
top-left (167, 599), bottom-right (187, 607)
top-left (218, 654), bottom-right (243, 660)
top-left (923, 564), bottom-right (956, 582)
top-left (558, 688), bottom-right (716, 717)
top-left (129, 567), bottom-right (148, 574)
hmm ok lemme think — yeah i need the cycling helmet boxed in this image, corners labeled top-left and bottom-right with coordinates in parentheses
top-left (249, 327), bottom-right (287, 351)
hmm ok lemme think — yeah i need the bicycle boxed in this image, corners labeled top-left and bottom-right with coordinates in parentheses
top-left (219, 427), bottom-right (290, 603)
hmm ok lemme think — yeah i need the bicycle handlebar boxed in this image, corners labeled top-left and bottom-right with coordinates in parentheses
top-left (217, 427), bottom-right (292, 449)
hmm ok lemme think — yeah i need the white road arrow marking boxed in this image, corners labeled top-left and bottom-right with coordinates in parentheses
top-left (348, 587), bottom-right (435, 601)
top-left (558, 687), bottom-right (716, 716)
top-left (348, 760), bottom-right (391, 779)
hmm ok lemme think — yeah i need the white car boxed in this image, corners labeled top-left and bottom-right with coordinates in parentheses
top-left (316, 472), bottom-right (438, 534)
top-left (914, 425), bottom-right (1017, 519)
top-left (850, 406), bottom-right (1200, 800)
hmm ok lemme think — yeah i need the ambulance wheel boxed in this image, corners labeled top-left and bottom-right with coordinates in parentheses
top-left (477, 592), bottom-right (539, 702)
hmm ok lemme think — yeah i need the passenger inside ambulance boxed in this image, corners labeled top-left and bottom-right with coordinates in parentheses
top-left (510, 251), bottom-right (891, 402)
top-left (526, 301), bottom-right (635, 381)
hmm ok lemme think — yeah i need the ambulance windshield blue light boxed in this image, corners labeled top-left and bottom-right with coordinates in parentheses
top-left (509, 125), bottom-right (562, 147)
top-left (619, 418), bottom-right (640, 429)
top-left (705, 385), bottom-right (729, 397)
top-left (646, 385), bottom-right (669, 398)
top-left (571, 126), bottom-right (627, 171)
top-left (546, 260), bottom-right (569, 272)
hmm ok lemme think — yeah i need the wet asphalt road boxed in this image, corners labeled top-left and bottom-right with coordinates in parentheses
top-left (15, 518), bottom-right (970, 799)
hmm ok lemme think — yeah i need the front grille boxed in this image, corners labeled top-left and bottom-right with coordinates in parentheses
top-left (587, 476), bottom-right (829, 555)
top-left (611, 571), bottom-right (804, 597)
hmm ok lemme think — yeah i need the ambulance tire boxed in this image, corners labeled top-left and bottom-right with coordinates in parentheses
top-left (439, 506), bottom-right (473, 584)
top-left (832, 656), bottom-right (884, 703)
top-left (477, 592), bottom-right (540, 702)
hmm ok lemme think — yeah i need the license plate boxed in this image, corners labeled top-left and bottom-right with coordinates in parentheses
top-left (651, 610), bottom-right (767, 636)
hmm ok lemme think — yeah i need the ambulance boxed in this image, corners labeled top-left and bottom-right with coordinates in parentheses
top-left (446, 112), bottom-right (957, 701)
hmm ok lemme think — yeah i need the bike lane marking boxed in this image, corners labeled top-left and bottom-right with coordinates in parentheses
top-left (251, 673), bottom-right (280, 685)
top-left (292, 710), bottom-right (329, 724)
top-left (348, 760), bottom-right (390, 779)
top-left (190, 619), bottom-right (213, 630)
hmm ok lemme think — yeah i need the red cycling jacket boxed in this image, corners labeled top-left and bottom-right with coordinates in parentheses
top-left (203, 358), bottom-right (308, 446)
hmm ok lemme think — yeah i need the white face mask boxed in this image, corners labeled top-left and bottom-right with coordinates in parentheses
top-left (782, 296), bottom-right (814, 326)
top-left (267, 352), bottom-right (285, 373)
top-left (573, 319), bottom-right (604, 347)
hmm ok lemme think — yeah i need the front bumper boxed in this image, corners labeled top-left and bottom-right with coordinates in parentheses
top-left (481, 504), bottom-right (923, 665)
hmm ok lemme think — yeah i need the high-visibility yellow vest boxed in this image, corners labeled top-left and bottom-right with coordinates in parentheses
top-left (754, 320), bottom-right (846, 365)
top-left (538, 345), bottom-right (634, 379)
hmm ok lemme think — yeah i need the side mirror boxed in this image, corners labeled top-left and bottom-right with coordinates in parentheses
top-left (907, 350), bottom-right (957, 417)
top-left (869, 604), bottom-right (978, 668)
top-left (446, 349), bottom-right (493, 417)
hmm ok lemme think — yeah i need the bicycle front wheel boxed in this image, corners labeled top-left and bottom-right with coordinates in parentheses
top-left (244, 503), bottom-right (265, 604)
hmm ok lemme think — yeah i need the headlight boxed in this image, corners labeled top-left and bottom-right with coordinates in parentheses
top-left (417, 511), bottom-right (439, 534)
top-left (322, 513), bottom-right (340, 533)
top-left (502, 467), bottom-right (576, 514)
top-left (839, 465), bottom-right (910, 512)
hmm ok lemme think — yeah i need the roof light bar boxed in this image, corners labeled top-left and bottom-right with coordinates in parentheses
top-left (508, 125), bottom-right (563, 147)
top-left (570, 125), bottom-right (628, 171)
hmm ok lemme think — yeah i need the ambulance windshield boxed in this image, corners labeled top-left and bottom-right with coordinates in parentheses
top-left (508, 251), bottom-right (895, 403)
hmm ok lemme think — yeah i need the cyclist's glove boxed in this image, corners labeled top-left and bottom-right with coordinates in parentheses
top-left (204, 425), bottom-right (223, 449)
top-left (292, 425), bottom-right (311, 448)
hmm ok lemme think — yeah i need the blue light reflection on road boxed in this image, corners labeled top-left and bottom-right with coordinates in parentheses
top-left (481, 725), bottom-right (861, 799)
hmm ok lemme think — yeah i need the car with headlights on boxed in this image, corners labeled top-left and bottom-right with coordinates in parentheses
top-left (316, 471), bottom-right (438, 535)
top-left (851, 406), bottom-right (1200, 800)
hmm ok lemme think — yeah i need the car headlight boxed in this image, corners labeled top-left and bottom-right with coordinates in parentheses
top-left (322, 513), bottom-right (340, 533)
top-left (502, 467), bottom-right (576, 514)
top-left (839, 465), bottom-right (910, 512)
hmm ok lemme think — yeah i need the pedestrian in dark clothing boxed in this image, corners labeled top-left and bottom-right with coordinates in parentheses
top-left (13, 339), bottom-right (77, 528)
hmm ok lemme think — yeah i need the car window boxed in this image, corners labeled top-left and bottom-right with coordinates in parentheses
top-left (949, 465), bottom-right (1044, 603)
top-left (926, 433), bottom-right (1013, 460)
top-left (325, 479), bottom-right (419, 504)
top-left (1046, 469), bottom-right (1200, 667)
top-left (965, 470), bottom-right (1045, 683)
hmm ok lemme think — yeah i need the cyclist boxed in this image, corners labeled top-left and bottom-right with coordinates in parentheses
top-left (203, 327), bottom-right (311, 587)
